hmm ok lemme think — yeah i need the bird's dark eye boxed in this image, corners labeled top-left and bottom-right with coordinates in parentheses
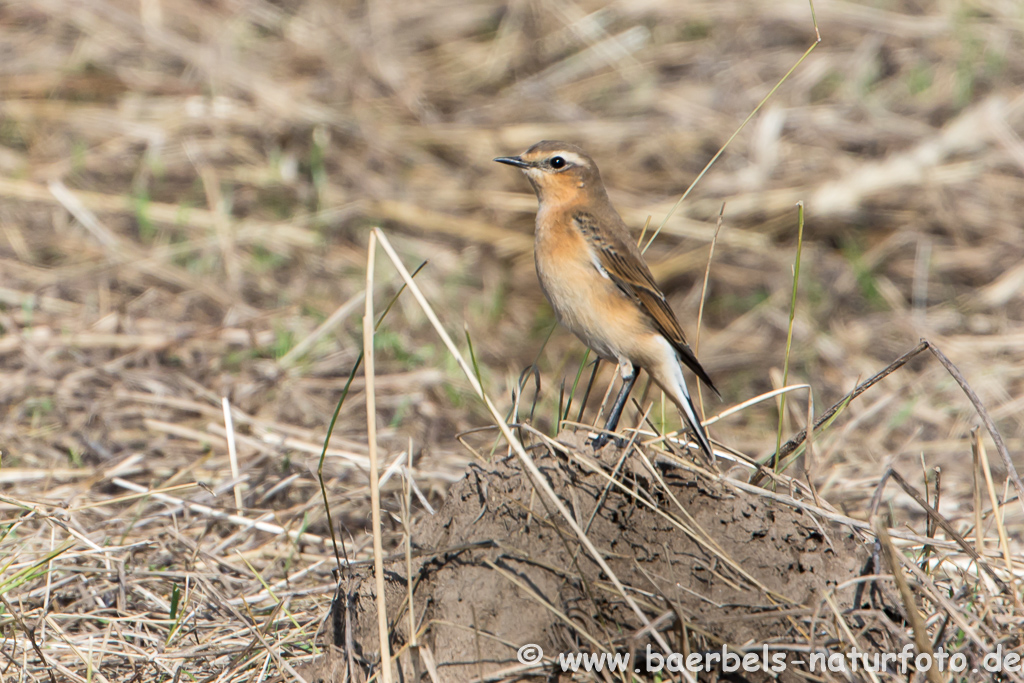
top-left (549, 156), bottom-right (566, 169)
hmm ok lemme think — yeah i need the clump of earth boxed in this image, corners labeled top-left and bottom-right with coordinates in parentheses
top-left (300, 431), bottom-right (866, 682)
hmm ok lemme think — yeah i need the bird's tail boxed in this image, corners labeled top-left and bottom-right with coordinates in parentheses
top-left (659, 355), bottom-right (714, 458)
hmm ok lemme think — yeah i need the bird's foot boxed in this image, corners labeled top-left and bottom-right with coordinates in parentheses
top-left (590, 432), bottom-right (626, 450)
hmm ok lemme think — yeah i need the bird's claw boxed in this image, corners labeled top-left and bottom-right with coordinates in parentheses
top-left (590, 433), bottom-right (625, 450)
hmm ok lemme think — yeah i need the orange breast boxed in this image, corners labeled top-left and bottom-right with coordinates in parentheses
top-left (533, 208), bottom-right (656, 362)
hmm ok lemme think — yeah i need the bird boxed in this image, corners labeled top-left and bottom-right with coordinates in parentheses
top-left (494, 140), bottom-right (717, 457)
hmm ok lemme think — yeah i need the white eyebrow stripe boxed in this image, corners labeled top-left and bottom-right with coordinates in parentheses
top-left (555, 151), bottom-right (588, 166)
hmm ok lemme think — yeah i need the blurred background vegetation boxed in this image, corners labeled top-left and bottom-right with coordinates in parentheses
top-left (2, 0), bottom-right (1024, 540)
top-left (4, 1), bottom-right (1024, 679)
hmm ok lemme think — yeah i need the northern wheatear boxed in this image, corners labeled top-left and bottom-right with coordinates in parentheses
top-left (495, 141), bottom-right (717, 456)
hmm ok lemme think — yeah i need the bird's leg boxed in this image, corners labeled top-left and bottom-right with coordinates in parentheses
top-left (592, 362), bottom-right (638, 449)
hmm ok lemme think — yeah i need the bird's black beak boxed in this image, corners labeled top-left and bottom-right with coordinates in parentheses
top-left (493, 155), bottom-right (531, 169)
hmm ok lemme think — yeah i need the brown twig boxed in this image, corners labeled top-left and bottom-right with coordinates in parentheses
top-left (778, 341), bottom-right (929, 460)
top-left (925, 341), bottom-right (1024, 519)
top-left (888, 469), bottom-right (1009, 593)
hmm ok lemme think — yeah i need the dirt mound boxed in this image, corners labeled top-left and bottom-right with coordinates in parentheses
top-left (301, 432), bottom-right (866, 682)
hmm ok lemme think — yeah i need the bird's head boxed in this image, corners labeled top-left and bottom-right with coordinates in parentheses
top-left (494, 140), bottom-right (603, 205)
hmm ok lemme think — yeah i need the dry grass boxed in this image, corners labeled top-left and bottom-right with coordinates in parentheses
top-left (2, 0), bottom-right (1024, 680)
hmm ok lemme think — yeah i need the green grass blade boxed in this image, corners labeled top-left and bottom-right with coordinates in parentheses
top-left (562, 349), bottom-right (591, 422)
top-left (774, 203), bottom-right (806, 471)
top-left (317, 260), bottom-right (427, 573)
top-left (465, 325), bottom-right (483, 386)
top-left (762, 392), bottom-right (852, 473)
top-left (576, 358), bottom-right (602, 423)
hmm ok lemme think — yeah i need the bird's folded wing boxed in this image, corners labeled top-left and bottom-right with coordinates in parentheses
top-left (574, 211), bottom-right (718, 394)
